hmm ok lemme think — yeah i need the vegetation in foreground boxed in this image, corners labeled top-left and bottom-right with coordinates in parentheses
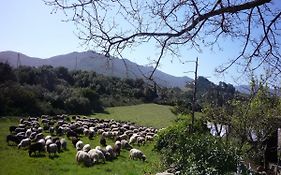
top-left (155, 117), bottom-right (239, 175)
top-left (156, 79), bottom-right (281, 175)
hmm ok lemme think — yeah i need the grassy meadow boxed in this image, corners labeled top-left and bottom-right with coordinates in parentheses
top-left (93, 103), bottom-right (176, 129)
top-left (0, 104), bottom-right (177, 175)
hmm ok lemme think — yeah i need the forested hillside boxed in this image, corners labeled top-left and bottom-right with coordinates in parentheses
top-left (0, 63), bottom-right (161, 115)
top-left (0, 62), bottom-right (240, 116)
top-left (0, 51), bottom-right (192, 88)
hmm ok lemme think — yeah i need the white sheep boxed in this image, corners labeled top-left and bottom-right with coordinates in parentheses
top-left (115, 140), bottom-right (121, 147)
top-left (96, 146), bottom-right (111, 161)
top-left (25, 128), bottom-right (32, 137)
top-left (60, 138), bottom-right (67, 150)
top-left (95, 146), bottom-right (102, 151)
top-left (82, 144), bottom-right (91, 152)
top-left (106, 145), bottom-right (115, 158)
top-left (129, 148), bottom-right (146, 161)
top-left (113, 141), bottom-right (121, 156)
top-left (83, 128), bottom-right (89, 136)
top-left (137, 136), bottom-right (145, 145)
top-left (35, 133), bottom-right (44, 141)
top-left (88, 149), bottom-right (105, 163)
top-left (102, 131), bottom-right (111, 138)
top-left (129, 134), bottom-right (138, 144)
top-left (45, 139), bottom-right (53, 146)
top-left (18, 138), bottom-right (31, 149)
top-left (47, 143), bottom-right (58, 156)
top-left (119, 134), bottom-right (128, 140)
top-left (45, 135), bottom-right (52, 140)
top-left (37, 127), bottom-right (43, 133)
top-left (29, 132), bottom-right (37, 139)
top-left (145, 135), bottom-right (154, 142)
top-left (121, 139), bottom-right (132, 150)
top-left (37, 138), bottom-right (46, 146)
top-left (76, 151), bottom-right (92, 167)
top-left (76, 140), bottom-right (84, 151)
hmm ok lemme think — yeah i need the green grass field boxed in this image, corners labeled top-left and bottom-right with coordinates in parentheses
top-left (0, 104), bottom-right (177, 175)
top-left (93, 103), bottom-right (176, 129)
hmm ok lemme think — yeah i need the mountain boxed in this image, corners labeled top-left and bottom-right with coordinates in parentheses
top-left (235, 85), bottom-right (251, 94)
top-left (235, 84), bottom-right (280, 96)
top-left (0, 50), bottom-right (192, 88)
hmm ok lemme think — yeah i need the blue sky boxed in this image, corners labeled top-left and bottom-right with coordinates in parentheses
top-left (0, 0), bottom-right (278, 85)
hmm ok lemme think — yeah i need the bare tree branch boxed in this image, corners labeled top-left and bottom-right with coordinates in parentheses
top-left (45, 0), bottom-right (281, 83)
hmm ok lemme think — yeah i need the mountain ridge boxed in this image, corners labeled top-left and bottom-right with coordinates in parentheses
top-left (0, 50), bottom-right (192, 88)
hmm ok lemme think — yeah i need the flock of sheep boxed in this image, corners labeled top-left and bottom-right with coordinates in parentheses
top-left (6, 114), bottom-right (158, 167)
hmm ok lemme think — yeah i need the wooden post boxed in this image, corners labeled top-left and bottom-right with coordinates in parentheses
top-left (191, 57), bottom-right (198, 131)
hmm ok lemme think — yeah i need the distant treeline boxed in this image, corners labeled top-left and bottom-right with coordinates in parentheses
top-left (0, 63), bottom-right (166, 116)
top-left (0, 62), bottom-right (238, 116)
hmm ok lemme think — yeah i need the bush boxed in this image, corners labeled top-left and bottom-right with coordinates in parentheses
top-left (155, 120), bottom-right (239, 175)
top-left (65, 96), bottom-right (91, 114)
top-left (0, 82), bottom-right (43, 116)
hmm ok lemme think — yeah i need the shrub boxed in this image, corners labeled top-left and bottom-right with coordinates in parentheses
top-left (155, 120), bottom-right (239, 175)
top-left (65, 96), bottom-right (91, 114)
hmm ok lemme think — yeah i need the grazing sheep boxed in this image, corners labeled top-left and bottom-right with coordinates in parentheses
top-left (18, 138), bottom-right (31, 149)
top-left (95, 146), bottom-right (103, 151)
top-left (9, 126), bottom-right (17, 133)
top-left (76, 140), bottom-right (84, 151)
top-left (129, 148), bottom-right (146, 161)
top-left (45, 139), bottom-right (53, 147)
top-left (56, 126), bottom-right (63, 136)
top-left (121, 139), bottom-right (132, 150)
top-left (96, 146), bottom-right (111, 161)
top-left (88, 149), bottom-right (105, 164)
top-left (76, 151), bottom-right (92, 167)
top-left (29, 132), bottom-right (37, 140)
top-left (29, 142), bottom-right (44, 156)
top-left (15, 127), bottom-right (26, 133)
top-left (25, 128), bottom-right (32, 137)
top-left (129, 135), bottom-right (138, 145)
top-left (37, 127), bottom-right (43, 133)
top-left (37, 139), bottom-right (46, 146)
top-left (6, 135), bottom-right (20, 145)
top-left (113, 141), bottom-right (121, 156)
top-left (67, 130), bottom-right (78, 138)
top-left (45, 135), bottom-right (52, 141)
top-left (100, 136), bottom-right (107, 147)
top-left (55, 139), bottom-right (61, 153)
top-left (16, 132), bottom-right (25, 138)
top-left (83, 128), bottom-right (89, 136)
top-left (49, 127), bottom-right (54, 135)
top-left (52, 137), bottom-right (60, 143)
top-left (106, 145), bottom-right (115, 159)
top-left (88, 131), bottom-right (95, 140)
top-left (119, 134), bottom-right (128, 140)
top-left (82, 144), bottom-right (91, 152)
top-left (137, 136), bottom-right (145, 145)
top-left (47, 143), bottom-right (58, 156)
top-left (35, 133), bottom-right (44, 141)
top-left (145, 135), bottom-right (154, 142)
top-left (60, 138), bottom-right (67, 150)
